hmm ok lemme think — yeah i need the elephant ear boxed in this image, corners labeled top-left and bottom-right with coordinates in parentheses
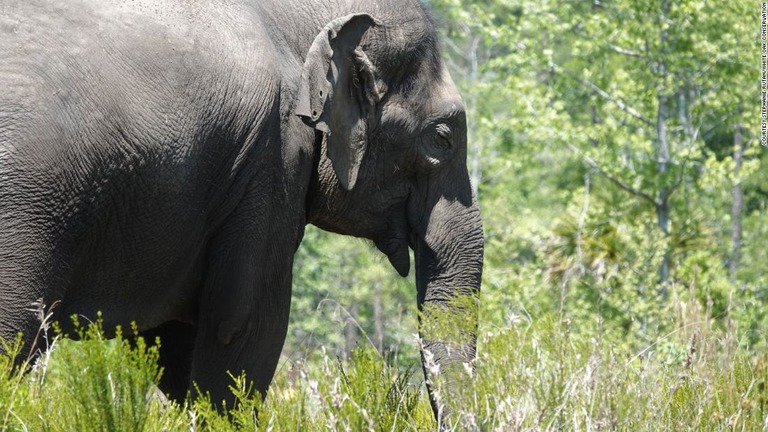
top-left (296, 14), bottom-right (385, 191)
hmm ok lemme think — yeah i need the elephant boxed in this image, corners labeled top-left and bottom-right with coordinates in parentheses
top-left (0, 0), bottom-right (483, 422)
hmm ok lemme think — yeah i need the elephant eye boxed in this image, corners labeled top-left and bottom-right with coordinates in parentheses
top-left (418, 123), bottom-right (455, 168)
top-left (434, 124), bottom-right (452, 149)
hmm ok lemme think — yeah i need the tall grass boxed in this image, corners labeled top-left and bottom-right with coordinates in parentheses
top-left (0, 304), bottom-right (765, 431)
top-left (451, 317), bottom-right (765, 430)
top-left (1, 316), bottom-right (188, 432)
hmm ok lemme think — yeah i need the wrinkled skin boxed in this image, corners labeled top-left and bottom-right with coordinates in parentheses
top-left (0, 0), bottom-right (483, 422)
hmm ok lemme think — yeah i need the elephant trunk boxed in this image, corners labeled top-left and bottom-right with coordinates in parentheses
top-left (413, 193), bottom-right (483, 423)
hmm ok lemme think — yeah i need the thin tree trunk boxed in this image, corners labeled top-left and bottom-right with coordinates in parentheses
top-left (372, 281), bottom-right (384, 353)
top-left (730, 124), bottom-right (744, 282)
top-left (345, 304), bottom-right (358, 359)
top-left (656, 94), bottom-right (670, 288)
top-left (467, 35), bottom-right (481, 197)
top-left (656, 0), bottom-right (671, 293)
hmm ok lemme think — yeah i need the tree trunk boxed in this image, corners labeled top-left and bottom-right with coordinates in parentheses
top-left (372, 281), bottom-right (384, 353)
top-left (656, 92), bottom-right (670, 290)
top-left (730, 124), bottom-right (744, 282)
top-left (656, 0), bottom-right (671, 293)
top-left (345, 304), bottom-right (358, 359)
top-left (467, 35), bottom-right (481, 197)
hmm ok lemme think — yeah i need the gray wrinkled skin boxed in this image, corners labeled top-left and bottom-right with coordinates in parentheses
top-left (0, 0), bottom-right (483, 421)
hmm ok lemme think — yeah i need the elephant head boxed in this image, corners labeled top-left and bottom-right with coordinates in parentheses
top-left (296, 7), bottom-right (483, 421)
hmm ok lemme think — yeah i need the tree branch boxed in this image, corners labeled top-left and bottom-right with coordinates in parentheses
top-left (660, 162), bottom-right (684, 204)
top-left (607, 43), bottom-right (641, 57)
top-left (568, 144), bottom-right (659, 206)
top-left (659, 123), bottom-right (698, 204)
top-left (553, 64), bottom-right (655, 127)
top-left (444, 37), bottom-right (471, 64)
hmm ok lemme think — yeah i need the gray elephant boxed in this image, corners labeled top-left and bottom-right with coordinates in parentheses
top-left (0, 0), bottom-right (483, 421)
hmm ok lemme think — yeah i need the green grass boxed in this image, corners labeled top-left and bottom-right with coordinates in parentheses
top-left (0, 314), bottom-right (765, 431)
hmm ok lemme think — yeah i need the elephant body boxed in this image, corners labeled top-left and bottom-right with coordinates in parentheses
top-left (0, 0), bottom-right (483, 420)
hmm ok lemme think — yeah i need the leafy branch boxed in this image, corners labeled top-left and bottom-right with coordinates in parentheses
top-left (553, 64), bottom-right (655, 127)
top-left (568, 142), bottom-right (690, 211)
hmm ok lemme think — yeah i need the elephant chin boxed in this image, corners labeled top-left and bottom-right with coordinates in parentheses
top-left (376, 237), bottom-right (411, 277)
top-left (388, 245), bottom-right (410, 277)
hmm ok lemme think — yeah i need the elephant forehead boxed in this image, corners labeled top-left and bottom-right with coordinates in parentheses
top-left (434, 64), bottom-right (462, 103)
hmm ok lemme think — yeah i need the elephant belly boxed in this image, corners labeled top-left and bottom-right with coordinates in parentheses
top-left (57, 199), bottom-right (209, 332)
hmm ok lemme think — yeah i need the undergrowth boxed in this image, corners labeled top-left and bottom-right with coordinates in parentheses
top-left (0, 309), bottom-right (765, 431)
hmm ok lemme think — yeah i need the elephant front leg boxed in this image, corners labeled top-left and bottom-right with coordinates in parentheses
top-left (139, 321), bottom-right (196, 403)
top-left (189, 234), bottom-right (294, 411)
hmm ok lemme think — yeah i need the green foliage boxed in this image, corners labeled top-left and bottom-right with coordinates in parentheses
top-left (0, 317), bottom-right (187, 432)
top-left (38, 320), bottom-right (162, 432)
top-left (288, 226), bottom-right (420, 364)
top-left (0, 319), bottom-right (436, 431)
top-left (313, 347), bottom-right (432, 431)
top-left (4, 313), bottom-right (765, 430)
top-left (0, 335), bottom-right (32, 431)
top-left (426, 0), bottom-right (765, 355)
top-left (418, 294), bottom-right (479, 347)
